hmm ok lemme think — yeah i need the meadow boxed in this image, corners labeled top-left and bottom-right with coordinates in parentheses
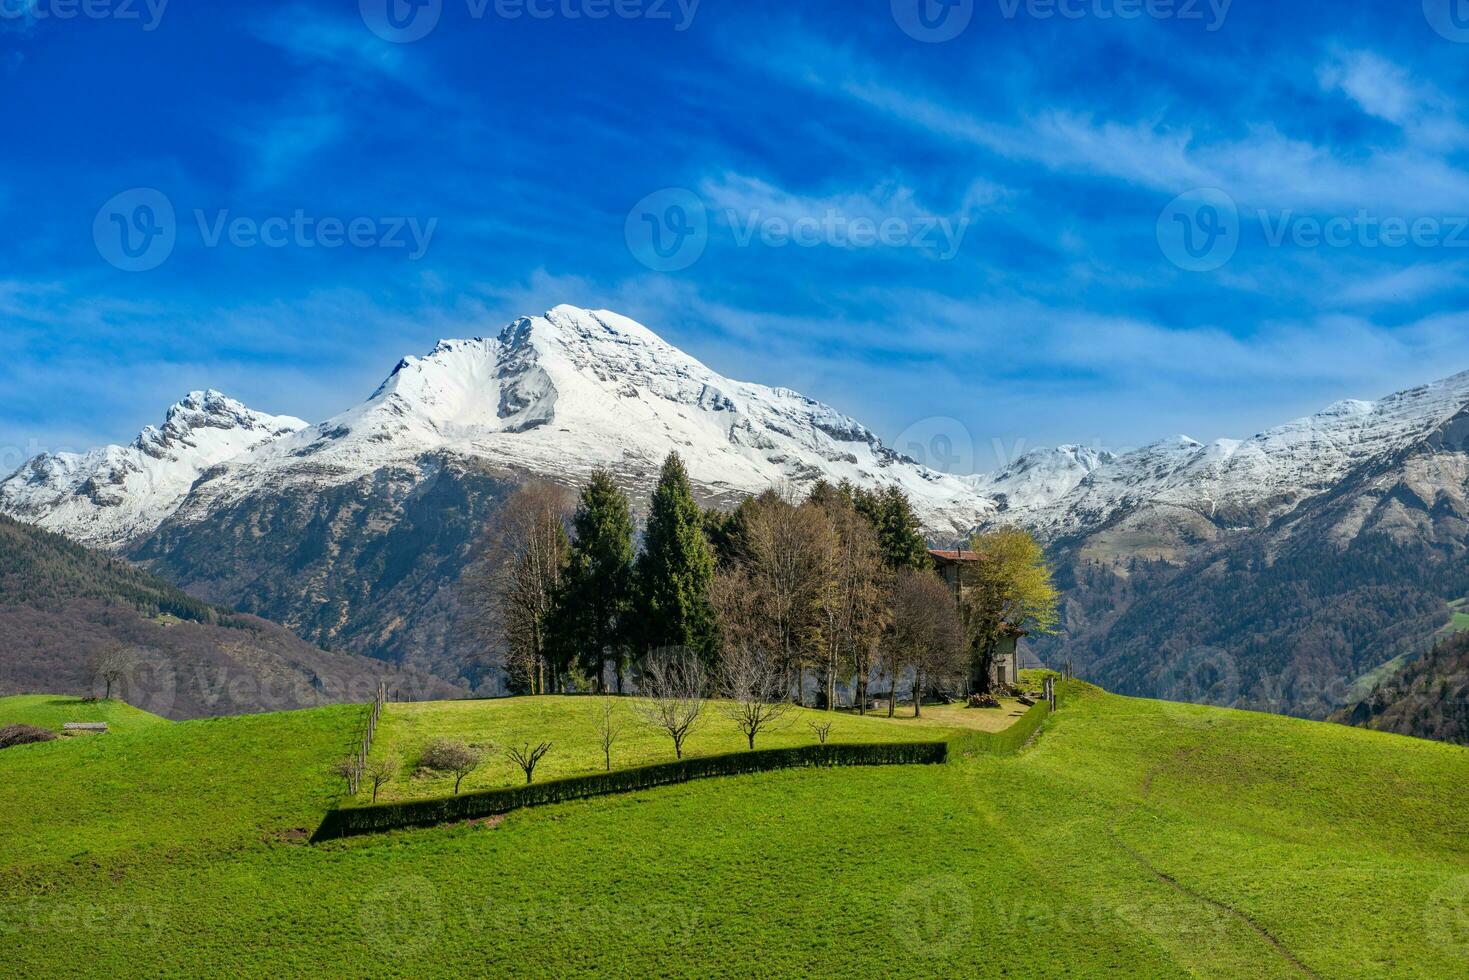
top-left (2, 684), bottom-right (1466, 977)
top-left (362, 694), bottom-right (1028, 801)
top-left (0, 694), bottom-right (171, 736)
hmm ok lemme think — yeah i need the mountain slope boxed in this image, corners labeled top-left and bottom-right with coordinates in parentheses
top-left (0, 514), bottom-right (464, 718)
top-left (1007, 372), bottom-right (1469, 556)
top-left (1336, 628), bottom-right (1469, 745)
top-left (7, 306), bottom-right (1469, 715)
top-left (1036, 394), bottom-right (1469, 718)
top-left (0, 391), bottom-right (306, 549)
top-left (2, 307), bottom-right (996, 687)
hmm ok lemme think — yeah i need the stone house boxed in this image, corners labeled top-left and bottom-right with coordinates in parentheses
top-left (928, 548), bottom-right (1025, 690)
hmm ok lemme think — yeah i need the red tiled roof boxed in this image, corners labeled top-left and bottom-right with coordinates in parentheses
top-left (927, 548), bottom-right (981, 562)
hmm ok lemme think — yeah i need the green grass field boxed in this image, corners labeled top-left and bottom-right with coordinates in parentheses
top-left (3, 685), bottom-right (1466, 977)
top-left (1441, 598), bottom-right (1469, 635)
top-left (363, 695), bottom-right (1022, 801)
top-left (0, 695), bottom-right (171, 736)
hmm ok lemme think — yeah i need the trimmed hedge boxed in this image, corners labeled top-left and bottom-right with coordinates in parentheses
top-left (312, 740), bottom-right (948, 842)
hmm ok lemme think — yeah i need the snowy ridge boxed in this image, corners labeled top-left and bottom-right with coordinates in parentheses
top-left (5, 306), bottom-right (1469, 554)
top-left (1008, 371), bottom-right (1469, 541)
top-left (2, 307), bottom-right (996, 547)
top-left (0, 391), bottom-right (307, 548)
top-left (963, 445), bottom-right (1116, 518)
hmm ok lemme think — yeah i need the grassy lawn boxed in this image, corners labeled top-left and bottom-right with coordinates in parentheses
top-left (0, 695), bottom-right (170, 735)
top-left (1440, 597), bottom-right (1469, 635)
top-left (363, 695), bottom-right (987, 802)
top-left (4, 686), bottom-right (1467, 977)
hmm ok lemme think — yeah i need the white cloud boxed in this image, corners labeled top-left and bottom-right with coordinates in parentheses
top-left (757, 39), bottom-right (1469, 215)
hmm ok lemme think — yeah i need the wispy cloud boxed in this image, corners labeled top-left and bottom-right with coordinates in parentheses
top-left (753, 37), bottom-right (1469, 214)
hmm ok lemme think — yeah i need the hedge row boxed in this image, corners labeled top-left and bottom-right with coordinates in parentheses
top-left (312, 740), bottom-right (948, 842)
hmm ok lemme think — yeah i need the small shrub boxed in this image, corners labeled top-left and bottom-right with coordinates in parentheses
top-left (808, 721), bottom-right (833, 744)
top-left (420, 739), bottom-right (485, 794)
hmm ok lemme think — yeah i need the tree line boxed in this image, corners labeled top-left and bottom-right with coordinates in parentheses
top-left (469, 452), bottom-right (1057, 711)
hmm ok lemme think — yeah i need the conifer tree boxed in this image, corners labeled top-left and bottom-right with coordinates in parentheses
top-left (551, 469), bottom-right (635, 692)
top-left (635, 453), bottom-right (721, 665)
top-left (850, 484), bottom-right (930, 571)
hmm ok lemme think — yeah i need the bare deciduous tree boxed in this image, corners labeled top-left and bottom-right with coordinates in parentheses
top-left (590, 697), bottom-right (623, 771)
top-left (421, 739), bottom-right (485, 795)
top-left (812, 493), bottom-right (889, 714)
top-left (505, 742), bottom-right (552, 784)
top-left (330, 756), bottom-right (358, 795)
top-left (718, 640), bottom-right (793, 750)
top-left (885, 569), bottom-right (965, 717)
top-left (91, 644), bottom-right (135, 701)
top-left (633, 651), bottom-right (707, 759)
top-left (807, 720), bottom-right (833, 744)
top-left (737, 489), bottom-right (832, 705)
top-left (362, 755), bottom-right (399, 803)
top-left (466, 482), bottom-right (573, 695)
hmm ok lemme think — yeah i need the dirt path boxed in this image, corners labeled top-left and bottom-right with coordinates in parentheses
top-left (1112, 747), bottom-right (1321, 978)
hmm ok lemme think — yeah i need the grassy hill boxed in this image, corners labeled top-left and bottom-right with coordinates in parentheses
top-left (362, 694), bottom-right (1028, 801)
top-left (0, 514), bottom-right (467, 718)
top-left (0, 694), bottom-right (169, 735)
top-left (3, 686), bottom-right (1466, 977)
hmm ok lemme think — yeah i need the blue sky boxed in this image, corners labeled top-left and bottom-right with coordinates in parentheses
top-left (3, 0), bottom-right (1469, 475)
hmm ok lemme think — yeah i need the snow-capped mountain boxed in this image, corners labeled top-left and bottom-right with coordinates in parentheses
top-left (996, 371), bottom-right (1469, 549)
top-left (1, 306), bottom-right (995, 552)
top-left (963, 445), bottom-right (1116, 519)
top-left (0, 391), bottom-right (306, 548)
top-left (4, 304), bottom-right (1469, 709)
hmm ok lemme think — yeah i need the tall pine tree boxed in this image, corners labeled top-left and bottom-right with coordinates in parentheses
top-left (550, 469), bottom-right (635, 692)
top-left (850, 484), bottom-right (929, 571)
top-left (635, 452), bottom-right (721, 666)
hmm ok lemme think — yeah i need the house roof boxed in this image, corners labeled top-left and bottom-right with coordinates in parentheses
top-left (927, 548), bottom-right (981, 563)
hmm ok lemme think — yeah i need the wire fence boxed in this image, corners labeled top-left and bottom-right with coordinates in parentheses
top-left (346, 681), bottom-right (387, 796)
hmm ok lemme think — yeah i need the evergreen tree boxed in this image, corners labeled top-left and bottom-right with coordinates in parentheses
top-left (550, 470), bottom-right (635, 692)
top-left (635, 453), bottom-right (721, 665)
top-left (850, 485), bottom-right (930, 571)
